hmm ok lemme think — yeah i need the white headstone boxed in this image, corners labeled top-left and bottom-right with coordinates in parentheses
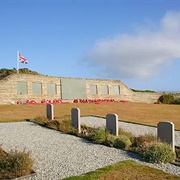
top-left (46, 104), bottom-right (54, 120)
top-left (157, 121), bottom-right (175, 152)
top-left (71, 108), bottom-right (81, 133)
top-left (106, 114), bottom-right (118, 136)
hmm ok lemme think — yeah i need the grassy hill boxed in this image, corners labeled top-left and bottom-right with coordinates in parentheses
top-left (0, 68), bottom-right (40, 80)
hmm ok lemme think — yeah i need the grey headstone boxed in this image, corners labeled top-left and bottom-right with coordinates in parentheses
top-left (106, 114), bottom-right (118, 136)
top-left (157, 121), bottom-right (175, 152)
top-left (71, 108), bottom-right (81, 133)
top-left (46, 104), bottom-right (54, 120)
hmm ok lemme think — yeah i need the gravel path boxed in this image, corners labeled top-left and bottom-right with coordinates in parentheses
top-left (0, 121), bottom-right (179, 180)
top-left (81, 116), bottom-right (180, 147)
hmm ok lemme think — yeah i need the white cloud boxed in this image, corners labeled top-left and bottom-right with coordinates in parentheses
top-left (83, 11), bottom-right (180, 79)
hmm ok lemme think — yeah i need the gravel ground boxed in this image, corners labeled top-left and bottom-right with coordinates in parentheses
top-left (0, 120), bottom-right (179, 180)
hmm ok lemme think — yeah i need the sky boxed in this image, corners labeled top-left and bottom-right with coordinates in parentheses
top-left (0, 0), bottom-right (180, 92)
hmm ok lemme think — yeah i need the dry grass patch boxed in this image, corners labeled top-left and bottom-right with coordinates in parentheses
top-left (0, 102), bottom-right (180, 129)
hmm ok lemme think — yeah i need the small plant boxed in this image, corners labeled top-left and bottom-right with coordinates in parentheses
top-left (58, 118), bottom-right (78, 135)
top-left (45, 119), bottom-right (60, 130)
top-left (34, 116), bottom-right (48, 125)
top-left (81, 125), bottom-right (93, 137)
top-left (175, 147), bottom-right (180, 161)
top-left (118, 127), bottom-right (133, 138)
top-left (0, 148), bottom-right (34, 179)
top-left (142, 142), bottom-right (175, 163)
top-left (89, 127), bottom-right (108, 144)
top-left (132, 133), bottom-right (157, 148)
top-left (158, 94), bottom-right (175, 104)
top-left (105, 133), bottom-right (117, 147)
top-left (113, 135), bottom-right (132, 150)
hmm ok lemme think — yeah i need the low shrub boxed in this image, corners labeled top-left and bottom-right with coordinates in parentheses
top-left (105, 133), bottom-right (117, 147)
top-left (113, 135), bottom-right (132, 150)
top-left (142, 142), bottom-right (175, 163)
top-left (81, 125), bottom-right (93, 137)
top-left (0, 149), bottom-right (34, 179)
top-left (172, 98), bottom-right (180, 105)
top-left (132, 133), bottom-right (157, 148)
top-left (89, 127), bottom-right (108, 144)
top-left (58, 118), bottom-right (78, 135)
top-left (158, 94), bottom-right (175, 104)
top-left (34, 116), bottom-right (48, 125)
top-left (35, 116), bottom-right (78, 135)
top-left (118, 127), bottom-right (133, 138)
top-left (45, 119), bottom-right (60, 130)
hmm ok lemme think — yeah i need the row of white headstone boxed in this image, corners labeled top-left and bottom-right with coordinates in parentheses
top-left (46, 104), bottom-right (175, 152)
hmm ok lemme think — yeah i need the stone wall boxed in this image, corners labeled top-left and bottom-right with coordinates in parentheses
top-left (0, 74), bottom-right (60, 104)
top-left (86, 79), bottom-right (133, 101)
top-left (131, 92), bottom-right (162, 103)
top-left (0, 74), bottom-right (161, 104)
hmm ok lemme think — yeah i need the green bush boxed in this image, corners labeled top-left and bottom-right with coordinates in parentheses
top-left (142, 142), bottom-right (175, 163)
top-left (105, 134), bottom-right (117, 147)
top-left (113, 135), bottom-right (132, 150)
top-left (0, 149), bottom-right (34, 179)
top-left (105, 134), bottom-right (132, 150)
top-left (158, 94), bottom-right (175, 104)
top-left (58, 118), bottom-right (78, 135)
top-left (89, 127), bottom-right (108, 144)
top-left (172, 98), bottom-right (180, 105)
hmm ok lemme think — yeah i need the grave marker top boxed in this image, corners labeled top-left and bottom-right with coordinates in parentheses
top-left (106, 113), bottom-right (118, 136)
top-left (46, 104), bottom-right (54, 120)
top-left (157, 121), bottom-right (174, 152)
top-left (71, 108), bottom-right (81, 133)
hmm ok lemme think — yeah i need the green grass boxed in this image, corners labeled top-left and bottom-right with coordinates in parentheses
top-left (63, 160), bottom-right (180, 180)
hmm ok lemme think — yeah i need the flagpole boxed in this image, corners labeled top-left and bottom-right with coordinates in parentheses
top-left (17, 50), bottom-right (19, 73)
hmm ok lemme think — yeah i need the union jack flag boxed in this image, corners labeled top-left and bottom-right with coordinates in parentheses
top-left (19, 54), bottom-right (28, 64)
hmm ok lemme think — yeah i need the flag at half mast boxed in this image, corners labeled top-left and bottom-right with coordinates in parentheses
top-left (19, 53), bottom-right (28, 64)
